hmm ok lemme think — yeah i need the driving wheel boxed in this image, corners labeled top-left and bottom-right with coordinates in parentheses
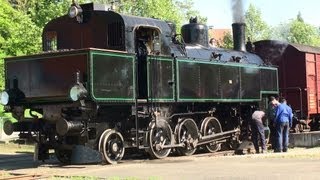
top-left (200, 117), bottom-right (222, 153)
top-left (175, 118), bottom-right (199, 156)
top-left (146, 119), bottom-right (173, 159)
top-left (99, 129), bottom-right (125, 164)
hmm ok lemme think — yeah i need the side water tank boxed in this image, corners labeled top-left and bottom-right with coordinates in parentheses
top-left (181, 17), bottom-right (209, 47)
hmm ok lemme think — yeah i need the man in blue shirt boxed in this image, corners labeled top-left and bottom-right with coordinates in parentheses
top-left (274, 97), bottom-right (293, 152)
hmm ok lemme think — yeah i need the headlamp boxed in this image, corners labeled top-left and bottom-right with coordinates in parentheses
top-left (3, 120), bottom-right (13, 136)
top-left (68, 5), bottom-right (82, 18)
top-left (69, 84), bottom-right (87, 102)
top-left (0, 91), bottom-right (9, 105)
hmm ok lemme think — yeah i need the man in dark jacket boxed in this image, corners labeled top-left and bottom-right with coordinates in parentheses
top-left (274, 97), bottom-right (293, 152)
top-left (267, 96), bottom-right (279, 150)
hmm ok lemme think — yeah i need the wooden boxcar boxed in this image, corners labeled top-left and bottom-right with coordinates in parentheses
top-left (254, 40), bottom-right (320, 130)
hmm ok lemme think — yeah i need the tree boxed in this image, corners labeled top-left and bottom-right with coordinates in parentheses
top-left (121, 0), bottom-right (184, 27)
top-left (0, 0), bottom-right (41, 89)
top-left (118, 0), bottom-right (206, 30)
top-left (244, 4), bottom-right (270, 42)
top-left (272, 13), bottom-right (320, 46)
top-left (220, 32), bottom-right (233, 49)
top-left (10, 0), bottom-right (205, 34)
top-left (220, 3), bottom-right (270, 49)
top-left (9, 0), bottom-right (71, 28)
top-left (175, 0), bottom-right (207, 24)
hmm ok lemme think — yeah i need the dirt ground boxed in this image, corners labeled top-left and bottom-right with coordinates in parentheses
top-left (1, 147), bottom-right (320, 180)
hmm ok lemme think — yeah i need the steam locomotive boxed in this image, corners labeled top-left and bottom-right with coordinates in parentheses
top-left (1, 2), bottom-right (278, 164)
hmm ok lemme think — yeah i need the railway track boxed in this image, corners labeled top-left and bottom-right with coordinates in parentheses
top-left (193, 150), bottom-right (235, 157)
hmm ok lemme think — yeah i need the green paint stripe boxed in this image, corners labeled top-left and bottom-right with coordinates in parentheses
top-left (92, 96), bottom-right (135, 101)
top-left (259, 66), bottom-right (278, 70)
top-left (261, 91), bottom-right (279, 94)
top-left (149, 98), bottom-right (175, 101)
top-left (6, 52), bottom-right (89, 63)
top-left (90, 51), bottom-right (136, 101)
top-left (147, 56), bottom-right (175, 100)
top-left (177, 99), bottom-right (260, 102)
top-left (177, 58), bottom-right (277, 70)
top-left (91, 51), bottom-right (134, 58)
top-left (148, 56), bottom-right (173, 62)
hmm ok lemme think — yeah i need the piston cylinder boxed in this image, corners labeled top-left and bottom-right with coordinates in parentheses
top-left (56, 118), bottom-right (83, 136)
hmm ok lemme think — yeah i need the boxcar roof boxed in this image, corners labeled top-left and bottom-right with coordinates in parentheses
top-left (290, 43), bottom-right (320, 54)
top-left (254, 40), bottom-right (320, 54)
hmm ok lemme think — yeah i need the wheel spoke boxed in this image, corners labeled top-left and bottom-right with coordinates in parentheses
top-left (147, 119), bottom-right (172, 159)
top-left (200, 117), bottom-right (222, 153)
top-left (99, 129), bottom-right (125, 164)
top-left (175, 118), bottom-right (199, 156)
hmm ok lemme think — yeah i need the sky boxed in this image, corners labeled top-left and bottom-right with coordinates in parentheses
top-left (193, 0), bottom-right (320, 29)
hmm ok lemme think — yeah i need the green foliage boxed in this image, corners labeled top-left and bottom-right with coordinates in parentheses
top-left (244, 4), bottom-right (270, 42)
top-left (175, 0), bottom-right (207, 24)
top-left (0, 0), bottom-right (42, 90)
top-left (221, 3), bottom-right (270, 49)
top-left (221, 4), bottom-right (320, 48)
top-left (271, 14), bottom-right (320, 46)
top-left (0, 0), bottom-right (42, 55)
top-left (220, 32), bottom-right (233, 49)
top-left (9, 0), bottom-right (70, 28)
top-left (118, 0), bottom-right (206, 30)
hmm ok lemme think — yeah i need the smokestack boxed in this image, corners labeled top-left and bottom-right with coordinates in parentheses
top-left (232, 23), bottom-right (246, 51)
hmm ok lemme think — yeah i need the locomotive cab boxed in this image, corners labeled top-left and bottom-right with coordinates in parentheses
top-left (43, 3), bottom-right (126, 51)
top-left (135, 27), bottom-right (162, 98)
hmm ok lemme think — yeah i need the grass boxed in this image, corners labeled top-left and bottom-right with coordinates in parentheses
top-left (235, 147), bottom-right (320, 159)
top-left (0, 107), bottom-right (43, 126)
top-left (52, 176), bottom-right (101, 180)
top-left (0, 142), bottom-right (35, 154)
top-left (0, 171), bottom-right (12, 179)
top-left (266, 147), bottom-right (320, 158)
